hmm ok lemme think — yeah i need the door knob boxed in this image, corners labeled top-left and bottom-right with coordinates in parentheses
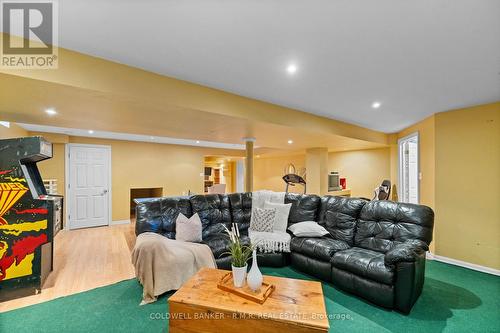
top-left (102, 189), bottom-right (108, 195)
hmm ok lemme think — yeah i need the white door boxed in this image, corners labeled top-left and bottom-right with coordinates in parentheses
top-left (67, 144), bottom-right (111, 229)
top-left (398, 133), bottom-right (419, 204)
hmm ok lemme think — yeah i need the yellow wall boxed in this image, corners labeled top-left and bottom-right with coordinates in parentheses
top-left (329, 148), bottom-right (391, 199)
top-left (306, 148), bottom-right (329, 195)
top-left (254, 148), bottom-right (391, 199)
top-left (0, 122), bottom-right (28, 139)
top-left (434, 103), bottom-right (500, 269)
top-left (254, 154), bottom-right (306, 193)
top-left (26, 134), bottom-right (244, 223)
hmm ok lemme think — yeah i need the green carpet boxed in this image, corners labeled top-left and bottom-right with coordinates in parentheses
top-left (1, 260), bottom-right (499, 333)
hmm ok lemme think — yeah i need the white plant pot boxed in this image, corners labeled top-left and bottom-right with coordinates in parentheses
top-left (247, 249), bottom-right (263, 292)
top-left (231, 264), bottom-right (248, 288)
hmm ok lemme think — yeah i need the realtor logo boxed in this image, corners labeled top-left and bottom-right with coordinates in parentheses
top-left (1, 1), bottom-right (58, 69)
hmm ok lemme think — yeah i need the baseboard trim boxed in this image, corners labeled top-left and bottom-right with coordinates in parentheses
top-left (110, 219), bottom-right (130, 225)
top-left (427, 252), bottom-right (500, 276)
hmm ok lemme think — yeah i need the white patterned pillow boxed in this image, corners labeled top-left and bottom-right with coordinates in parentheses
top-left (250, 208), bottom-right (276, 232)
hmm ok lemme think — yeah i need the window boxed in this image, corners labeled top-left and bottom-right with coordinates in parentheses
top-left (398, 133), bottom-right (419, 204)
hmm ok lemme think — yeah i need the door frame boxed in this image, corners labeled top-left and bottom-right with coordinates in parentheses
top-left (65, 143), bottom-right (112, 230)
top-left (398, 132), bottom-right (420, 204)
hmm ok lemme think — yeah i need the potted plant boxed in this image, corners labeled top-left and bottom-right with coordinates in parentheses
top-left (222, 223), bottom-right (255, 288)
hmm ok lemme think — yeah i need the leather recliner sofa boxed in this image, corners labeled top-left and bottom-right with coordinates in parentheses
top-left (135, 192), bottom-right (434, 314)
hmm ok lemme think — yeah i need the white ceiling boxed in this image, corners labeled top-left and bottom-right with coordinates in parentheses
top-left (7, 0), bottom-right (500, 132)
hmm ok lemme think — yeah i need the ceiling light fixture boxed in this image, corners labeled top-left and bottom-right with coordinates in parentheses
top-left (287, 139), bottom-right (293, 144)
top-left (45, 108), bottom-right (57, 116)
top-left (286, 64), bottom-right (297, 74)
top-left (372, 101), bottom-right (381, 109)
top-left (88, 130), bottom-right (94, 134)
top-left (196, 140), bottom-right (200, 144)
top-left (150, 136), bottom-right (155, 140)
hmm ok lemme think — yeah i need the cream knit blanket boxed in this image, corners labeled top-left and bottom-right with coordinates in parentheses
top-left (249, 190), bottom-right (291, 253)
top-left (131, 233), bottom-right (216, 305)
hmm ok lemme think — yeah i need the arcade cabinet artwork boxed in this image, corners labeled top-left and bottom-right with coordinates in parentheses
top-left (0, 136), bottom-right (58, 301)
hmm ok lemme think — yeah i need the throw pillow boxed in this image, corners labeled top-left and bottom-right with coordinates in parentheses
top-left (264, 201), bottom-right (292, 233)
top-left (250, 208), bottom-right (276, 232)
top-left (288, 221), bottom-right (329, 237)
top-left (175, 213), bottom-right (202, 242)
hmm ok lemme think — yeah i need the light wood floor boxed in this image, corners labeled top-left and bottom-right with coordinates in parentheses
top-left (0, 222), bottom-right (136, 312)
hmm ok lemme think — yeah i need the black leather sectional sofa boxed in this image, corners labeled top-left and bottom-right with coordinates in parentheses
top-left (135, 192), bottom-right (434, 314)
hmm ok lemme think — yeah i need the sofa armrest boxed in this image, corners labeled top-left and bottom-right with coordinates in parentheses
top-left (384, 240), bottom-right (429, 266)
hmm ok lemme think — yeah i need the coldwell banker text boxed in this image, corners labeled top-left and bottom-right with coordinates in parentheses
top-left (1, 1), bottom-right (58, 69)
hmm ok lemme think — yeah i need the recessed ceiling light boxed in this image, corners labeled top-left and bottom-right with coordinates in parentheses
top-left (45, 108), bottom-right (57, 116)
top-left (372, 102), bottom-right (381, 109)
top-left (150, 136), bottom-right (155, 140)
top-left (287, 139), bottom-right (293, 144)
top-left (88, 130), bottom-right (94, 134)
top-left (256, 155), bottom-right (261, 158)
top-left (196, 140), bottom-right (200, 144)
top-left (286, 64), bottom-right (297, 74)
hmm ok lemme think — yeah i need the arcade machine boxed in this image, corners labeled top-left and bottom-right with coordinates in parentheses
top-left (0, 136), bottom-right (61, 301)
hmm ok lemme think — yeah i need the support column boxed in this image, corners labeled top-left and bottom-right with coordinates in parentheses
top-left (306, 147), bottom-right (329, 195)
top-left (243, 137), bottom-right (256, 192)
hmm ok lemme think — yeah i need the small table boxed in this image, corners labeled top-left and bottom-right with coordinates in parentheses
top-left (169, 268), bottom-right (329, 333)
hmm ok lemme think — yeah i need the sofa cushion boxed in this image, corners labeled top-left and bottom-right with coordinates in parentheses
top-left (202, 234), bottom-right (251, 258)
top-left (332, 247), bottom-right (394, 285)
top-left (135, 197), bottom-right (192, 239)
top-left (285, 193), bottom-right (321, 225)
top-left (228, 192), bottom-right (252, 232)
top-left (288, 221), bottom-right (329, 238)
top-left (264, 201), bottom-right (292, 232)
top-left (250, 207), bottom-right (276, 232)
top-left (175, 213), bottom-right (202, 242)
top-left (331, 266), bottom-right (394, 308)
top-left (318, 196), bottom-right (367, 246)
top-left (355, 201), bottom-right (434, 253)
top-left (291, 237), bottom-right (350, 262)
top-left (190, 194), bottom-right (232, 239)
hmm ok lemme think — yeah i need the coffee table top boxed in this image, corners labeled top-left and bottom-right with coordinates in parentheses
top-left (169, 267), bottom-right (329, 331)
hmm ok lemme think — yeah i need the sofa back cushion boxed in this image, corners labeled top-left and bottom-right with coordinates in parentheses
top-left (285, 193), bottom-right (321, 225)
top-left (190, 194), bottom-right (232, 238)
top-left (228, 192), bottom-right (252, 233)
top-left (355, 201), bottom-right (434, 253)
top-left (135, 196), bottom-right (192, 239)
top-left (318, 196), bottom-right (367, 246)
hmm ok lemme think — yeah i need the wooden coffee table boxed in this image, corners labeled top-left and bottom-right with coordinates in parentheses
top-left (168, 268), bottom-right (329, 333)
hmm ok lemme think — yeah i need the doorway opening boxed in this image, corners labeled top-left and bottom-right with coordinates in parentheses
top-left (398, 133), bottom-right (419, 204)
top-left (204, 156), bottom-right (240, 194)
